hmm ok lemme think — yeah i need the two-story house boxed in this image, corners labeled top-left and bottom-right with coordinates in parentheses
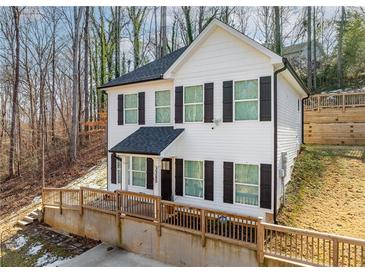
top-left (100, 19), bottom-right (309, 223)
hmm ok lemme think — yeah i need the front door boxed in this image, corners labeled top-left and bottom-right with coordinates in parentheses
top-left (161, 158), bottom-right (172, 201)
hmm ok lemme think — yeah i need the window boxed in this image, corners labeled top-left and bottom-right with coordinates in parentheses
top-left (184, 160), bottom-right (204, 198)
top-left (235, 164), bottom-right (259, 206)
top-left (234, 79), bottom-right (258, 121)
top-left (184, 85), bottom-right (203, 122)
top-left (125, 94), bottom-right (138, 124)
top-left (155, 90), bottom-right (171, 123)
top-left (116, 159), bottom-right (122, 184)
top-left (131, 156), bottom-right (146, 187)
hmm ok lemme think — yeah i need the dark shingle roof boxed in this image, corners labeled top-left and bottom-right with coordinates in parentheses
top-left (109, 126), bottom-right (184, 155)
top-left (100, 47), bottom-right (187, 89)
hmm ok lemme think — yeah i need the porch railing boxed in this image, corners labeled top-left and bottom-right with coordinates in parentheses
top-left (42, 187), bottom-right (365, 267)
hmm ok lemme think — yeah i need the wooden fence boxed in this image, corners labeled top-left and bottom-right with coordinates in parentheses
top-left (304, 92), bottom-right (365, 111)
top-left (304, 92), bottom-right (365, 145)
top-left (42, 187), bottom-right (365, 267)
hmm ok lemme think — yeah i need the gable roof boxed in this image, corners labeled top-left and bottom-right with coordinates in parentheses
top-left (164, 19), bottom-right (283, 78)
top-left (100, 46), bottom-right (187, 89)
top-left (109, 126), bottom-right (184, 155)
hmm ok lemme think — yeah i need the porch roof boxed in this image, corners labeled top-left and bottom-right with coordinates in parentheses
top-left (109, 126), bottom-right (184, 156)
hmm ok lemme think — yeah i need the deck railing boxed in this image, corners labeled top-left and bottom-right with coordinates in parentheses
top-left (118, 190), bottom-right (160, 221)
top-left (42, 187), bottom-right (365, 267)
top-left (304, 92), bottom-right (365, 111)
top-left (262, 223), bottom-right (365, 267)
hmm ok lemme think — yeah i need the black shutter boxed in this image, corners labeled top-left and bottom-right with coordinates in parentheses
top-left (260, 164), bottom-right (272, 209)
top-left (175, 86), bottom-right (183, 123)
top-left (175, 158), bottom-right (183, 196)
top-left (204, 160), bottom-right (214, 201)
top-left (223, 162), bottom-right (233, 203)
top-left (260, 76), bottom-right (272, 121)
top-left (223, 81), bottom-right (233, 122)
top-left (138, 92), bottom-right (145, 125)
top-left (117, 94), bottom-right (124, 125)
top-left (147, 158), bottom-right (154, 190)
top-left (204, 83), bottom-right (214, 123)
top-left (111, 153), bottom-right (117, 184)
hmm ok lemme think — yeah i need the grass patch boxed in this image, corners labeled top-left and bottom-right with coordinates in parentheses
top-left (1, 232), bottom-right (72, 267)
top-left (277, 145), bottom-right (341, 227)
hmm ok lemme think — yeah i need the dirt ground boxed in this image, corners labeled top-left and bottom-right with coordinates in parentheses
top-left (0, 221), bottom-right (99, 267)
top-left (277, 145), bottom-right (365, 239)
top-left (0, 155), bottom-right (107, 242)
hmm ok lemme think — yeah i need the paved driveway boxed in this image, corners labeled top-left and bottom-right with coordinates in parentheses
top-left (55, 243), bottom-right (172, 267)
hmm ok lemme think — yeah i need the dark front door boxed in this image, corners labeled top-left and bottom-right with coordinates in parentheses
top-left (161, 158), bottom-right (172, 201)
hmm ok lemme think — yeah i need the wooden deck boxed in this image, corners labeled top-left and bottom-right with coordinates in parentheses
top-left (43, 187), bottom-right (365, 267)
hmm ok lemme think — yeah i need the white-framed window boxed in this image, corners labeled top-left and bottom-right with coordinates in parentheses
top-left (124, 93), bottom-right (138, 124)
top-left (184, 160), bottom-right (204, 198)
top-left (155, 90), bottom-right (171, 123)
top-left (184, 85), bottom-right (204, 122)
top-left (116, 158), bottom-right (122, 185)
top-left (131, 156), bottom-right (146, 187)
top-left (234, 163), bottom-right (259, 206)
top-left (234, 79), bottom-right (259, 121)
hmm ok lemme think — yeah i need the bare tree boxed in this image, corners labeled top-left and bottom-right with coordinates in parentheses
top-left (307, 7), bottom-right (313, 91)
top-left (8, 7), bottom-right (21, 178)
top-left (159, 6), bottom-right (167, 58)
top-left (337, 6), bottom-right (345, 89)
top-left (127, 6), bottom-right (147, 69)
top-left (69, 7), bottom-right (83, 162)
top-left (274, 6), bottom-right (282, 55)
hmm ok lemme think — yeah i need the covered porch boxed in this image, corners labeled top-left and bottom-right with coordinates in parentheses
top-left (109, 126), bottom-right (184, 201)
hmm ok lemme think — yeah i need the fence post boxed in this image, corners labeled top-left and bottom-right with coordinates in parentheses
top-left (115, 191), bottom-right (120, 221)
top-left (156, 199), bottom-right (161, 236)
top-left (256, 217), bottom-right (264, 264)
top-left (59, 190), bottom-right (63, 215)
top-left (80, 188), bottom-right (84, 216)
top-left (333, 239), bottom-right (339, 267)
top-left (317, 96), bottom-right (321, 111)
top-left (201, 209), bottom-right (206, 247)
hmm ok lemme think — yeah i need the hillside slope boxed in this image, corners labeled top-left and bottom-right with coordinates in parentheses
top-left (277, 145), bottom-right (365, 238)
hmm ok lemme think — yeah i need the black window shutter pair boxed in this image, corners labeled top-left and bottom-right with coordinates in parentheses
top-left (175, 84), bottom-right (214, 123)
top-left (175, 159), bottom-right (214, 201)
top-left (111, 153), bottom-right (120, 184)
top-left (117, 92), bottom-right (145, 125)
top-left (222, 76), bottom-right (272, 122)
top-left (223, 162), bottom-right (272, 209)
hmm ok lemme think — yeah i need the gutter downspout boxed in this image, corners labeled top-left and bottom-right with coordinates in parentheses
top-left (273, 61), bottom-right (287, 224)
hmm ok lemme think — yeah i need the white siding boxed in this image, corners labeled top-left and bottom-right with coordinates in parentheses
top-left (105, 26), bottom-right (305, 220)
top-left (107, 80), bottom-right (173, 192)
top-left (166, 27), bottom-right (274, 218)
top-left (276, 74), bottom-right (303, 208)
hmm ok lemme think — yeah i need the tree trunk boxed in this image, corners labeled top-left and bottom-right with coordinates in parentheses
top-left (8, 7), bottom-right (20, 178)
top-left (160, 6), bottom-right (167, 58)
top-left (69, 7), bottom-right (82, 163)
top-left (337, 6), bottom-right (345, 90)
top-left (115, 6), bottom-right (121, 77)
top-left (313, 7), bottom-right (317, 90)
top-left (274, 6), bottom-right (281, 55)
top-left (51, 8), bottom-right (56, 144)
top-left (307, 6), bottom-right (313, 91)
top-left (84, 7), bottom-right (90, 140)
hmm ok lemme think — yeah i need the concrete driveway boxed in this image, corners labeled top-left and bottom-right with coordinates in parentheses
top-left (55, 243), bottom-right (172, 267)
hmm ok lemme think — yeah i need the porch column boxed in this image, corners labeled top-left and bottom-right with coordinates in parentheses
top-left (121, 155), bottom-right (128, 191)
top-left (153, 158), bottom-right (162, 196)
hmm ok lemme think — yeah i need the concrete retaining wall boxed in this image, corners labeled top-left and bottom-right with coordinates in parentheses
top-left (44, 207), bottom-right (296, 267)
